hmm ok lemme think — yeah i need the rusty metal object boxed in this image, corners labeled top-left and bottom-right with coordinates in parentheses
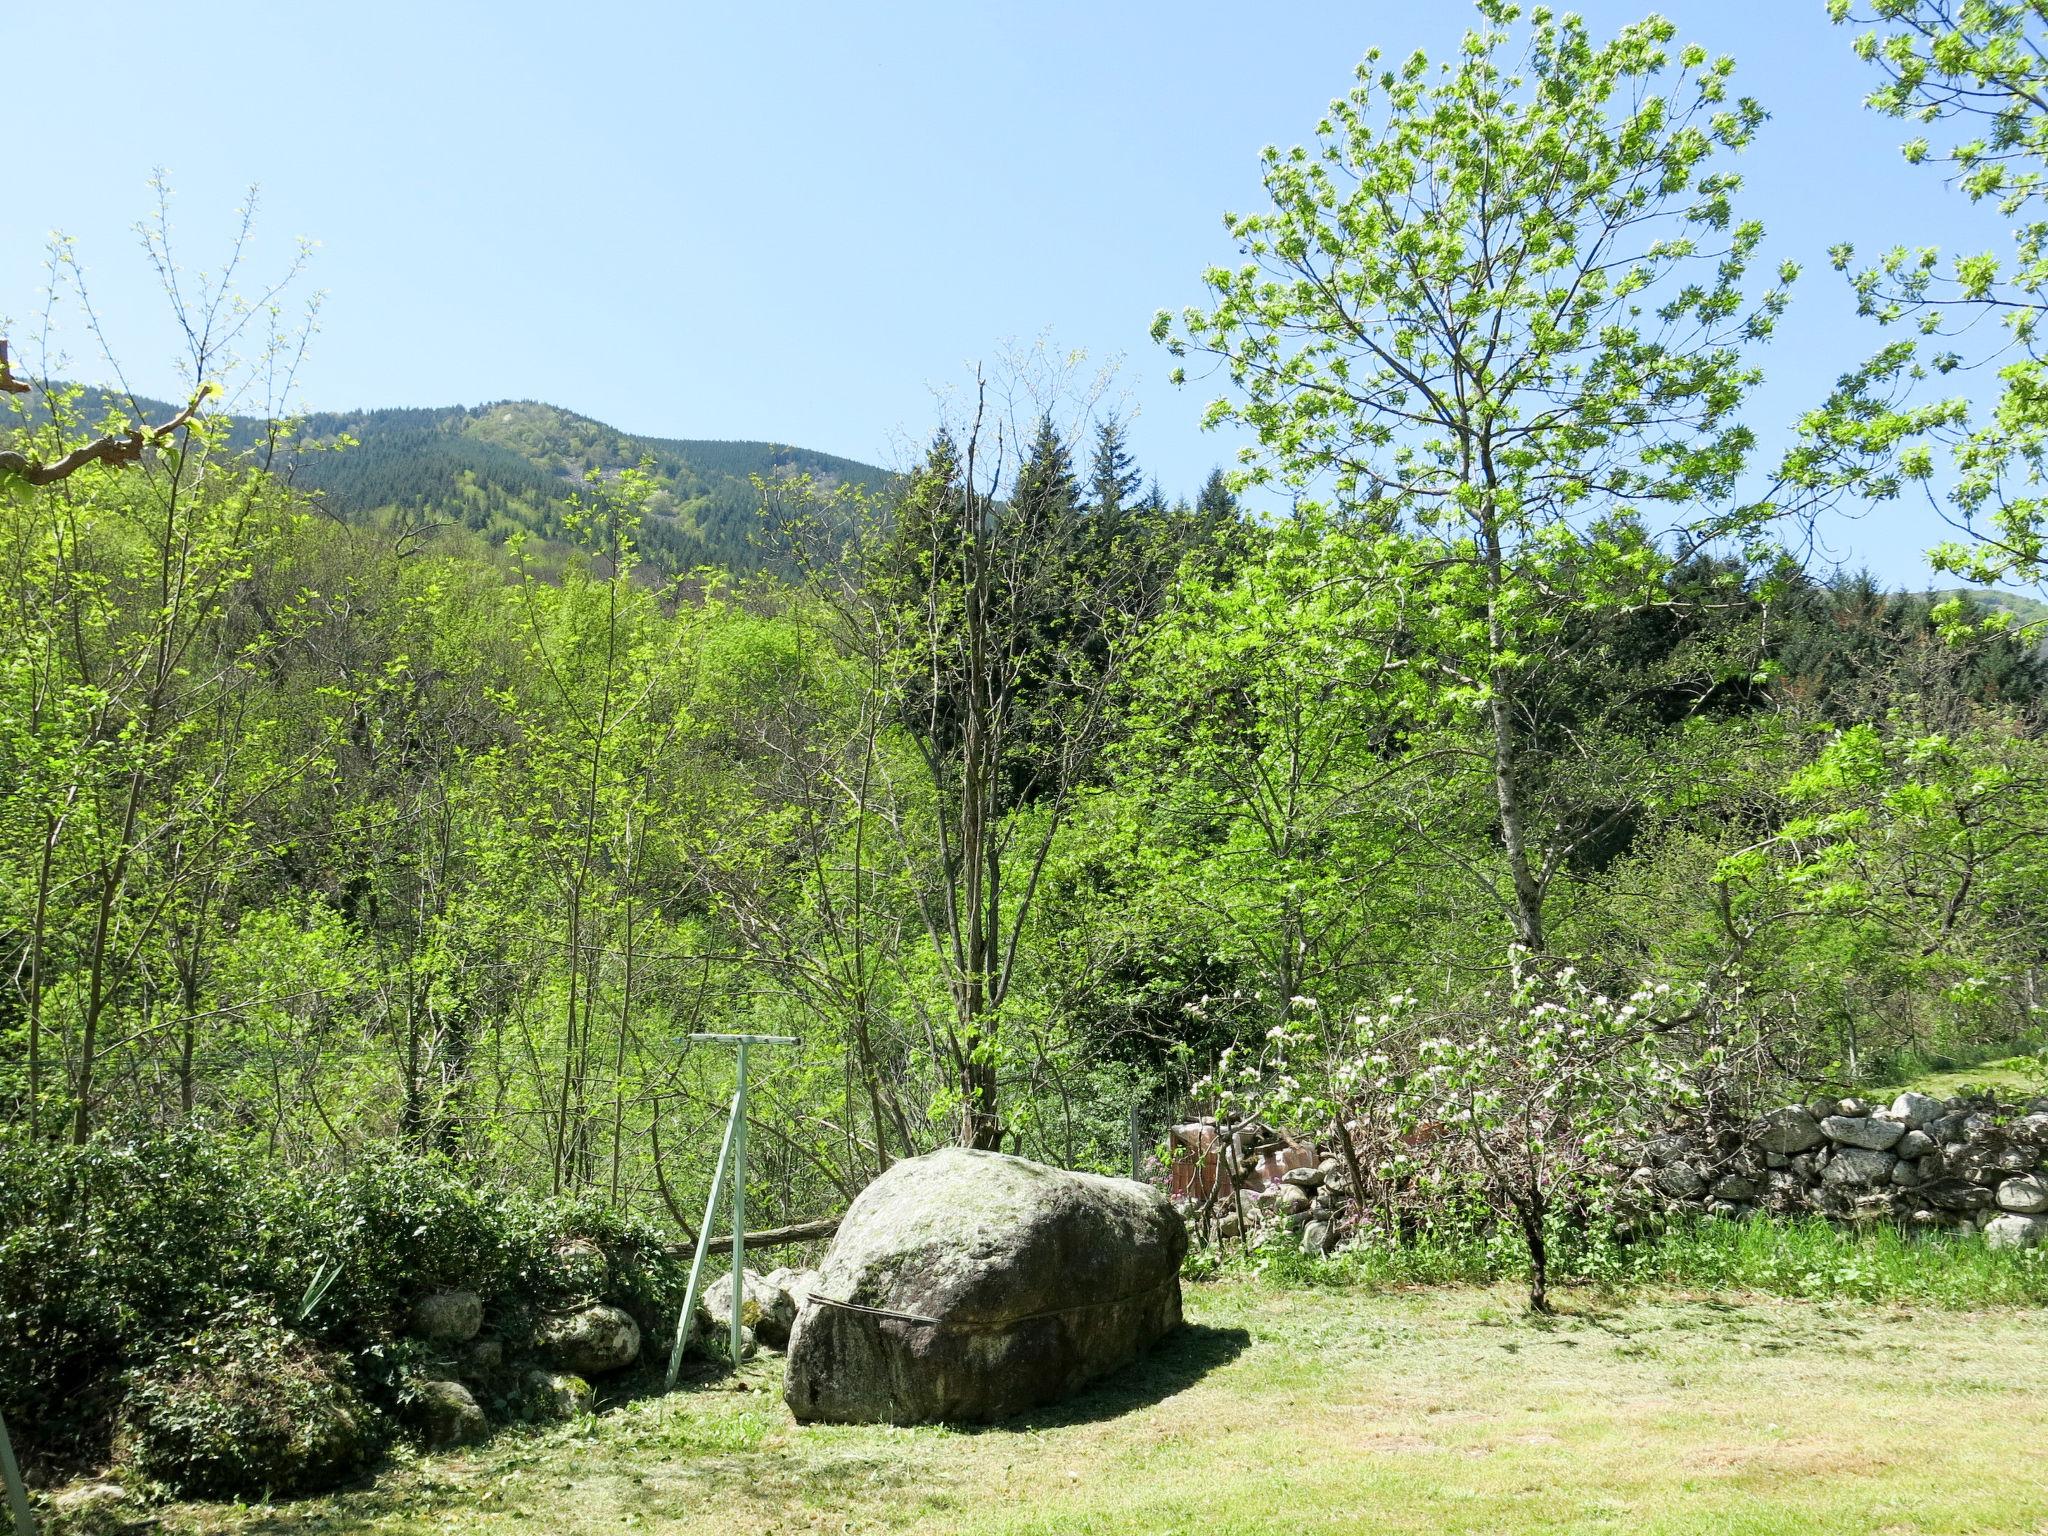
top-left (1166, 1119), bottom-right (1317, 1202)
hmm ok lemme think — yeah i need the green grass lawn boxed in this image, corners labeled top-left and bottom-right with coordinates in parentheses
top-left (159, 1277), bottom-right (2048, 1536)
top-left (1887, 1053), bottom-right (2046, 1103)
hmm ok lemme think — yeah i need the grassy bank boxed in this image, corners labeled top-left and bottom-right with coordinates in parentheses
top-left (157, 1274), bottom-right (2048, 1536)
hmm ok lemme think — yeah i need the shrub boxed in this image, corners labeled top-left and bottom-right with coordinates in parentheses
top-left (119, 1313), bottom-right (378, 1497)
top-left (0, 1127), bottom-right (258, 1463)
top-left (0, 1125), bottom-right (695, 1484)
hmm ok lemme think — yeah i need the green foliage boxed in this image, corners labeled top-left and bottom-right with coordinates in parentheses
top-left (120, 1313), bottom-right (376, 1498)
top-left (1831, 0), bottom-right (2048, 583)
top-left (1228, 1213), bottom-right (2048, 1309)
top-left (0, 1128), bottom-right (688, 1476)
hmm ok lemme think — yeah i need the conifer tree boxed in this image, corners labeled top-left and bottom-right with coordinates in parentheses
top-left (1086, 415), bottom-right (1143, 519)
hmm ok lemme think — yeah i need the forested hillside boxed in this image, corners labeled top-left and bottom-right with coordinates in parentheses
top-left (276, 401), bottom-right (890, 574)
top-left (88, 393), bottom-right (895, 576)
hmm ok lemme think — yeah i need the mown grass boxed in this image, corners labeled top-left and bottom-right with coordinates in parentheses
top-left (1879, 1047), bottom-right (2047, 1102)
top-left (155, 1247), bottom-right (2048, 1536)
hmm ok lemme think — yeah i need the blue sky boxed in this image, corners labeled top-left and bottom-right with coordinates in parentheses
top-left (2, 1), bottom-right (2019, 587)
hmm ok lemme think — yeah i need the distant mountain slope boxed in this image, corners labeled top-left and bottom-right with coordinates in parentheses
top-left (264, 399), bottom-right (891, 573)
top-left (1927, 587), bottom-right (2048, 629)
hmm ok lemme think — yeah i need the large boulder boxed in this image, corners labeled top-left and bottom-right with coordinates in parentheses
top-left (766, 1266), bottom-right (819, 1313)
top-left (535, 1303), bottom-right (640, 1375)
top-left (1888, 1092), bottom-right (1944, 1129)
top-left (1821, 1148), bottom-right (1896, 1188)
top-left (783, 1148), bottom-right (1185, 1425)
top-left (1996, 1173), bottom-right (2048, 1214)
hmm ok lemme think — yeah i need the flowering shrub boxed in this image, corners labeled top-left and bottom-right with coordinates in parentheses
top-left (1192, 957), bottom-right (1705, 1309)
top-left (1412, 960), bottom-right (1703, 1310)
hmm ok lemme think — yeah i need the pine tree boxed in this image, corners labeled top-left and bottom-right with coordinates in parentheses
top-left (1013, 413), bottom-right (1079, 531)
top-left (1195, 468), bottom-right (1237, 525)
top-left (1086, 415), bottom-right (1142, 519)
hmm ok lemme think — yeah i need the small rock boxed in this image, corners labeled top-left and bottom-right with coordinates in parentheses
top-left (1644, 1134), bottom-right (1693, 1169)
top-left (1280, 1166), bottom-right (1324, 1189)
top-left (524, 1369), bottom-right (593, 1420)
top-left (1751, 1107), bottom-right (1827, 1155)
top-left (1996, 1173), bottom-right (2048, 1214)
top-left (1891, 1159), bottom-right (1925, 1188)
top-left (1275, 1182), bottom-right (1314, 1217)
top-left (415, 1378), bottom-right (487, 1448)
top-left (1922, 1178), bottom-right (1997, 1212)
top-left (1710, 1174), bottom-right (1759, 1202)
top-left (409, 1290), bottom-right (484, 1344)
top-left (1984, 1212), bottom-right (2048, 1251)
top-left (1895, 1129), bottom-right (1935, 1160)
top-left (1655, 1162), bottom-right (1707, 1200)
top-left (45, 1481), bottom-right (146, 1535)
top-left (1889, 1092), bottom-right (1943, 1128)
top-left (706, 1268), bottom-right (799, 1349)
top-left (1846, 1192), bottom-right (1898, 1223)
top-left (536, 1303), bottom-right (641, 1374)
top-left (1837, 1097), bottom-right (1874, 1117)
top-left (1820, 1148), bottom-right (1896, 1187)
top-left (460, 1339), bottom-right (503, 1379)
top-left (1822, 1116), bottom-right (1905, 1151)
top-left (2001, 1112), bottom-right (2047, 1147)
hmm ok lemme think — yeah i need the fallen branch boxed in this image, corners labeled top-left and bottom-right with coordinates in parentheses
top-left (667, 1214), bottom-right (841, 1260)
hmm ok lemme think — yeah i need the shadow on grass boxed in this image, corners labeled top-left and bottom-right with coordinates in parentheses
top-left (994, 1321), bottom-right (1253, 1431)
top-left (183, 1326), bottom-right (1251, 1531)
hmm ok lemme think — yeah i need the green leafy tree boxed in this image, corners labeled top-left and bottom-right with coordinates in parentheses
top-left (1831, 0), bottom-right (2048, 583)
top-left (1158, 2), bottom-right (1907, 956)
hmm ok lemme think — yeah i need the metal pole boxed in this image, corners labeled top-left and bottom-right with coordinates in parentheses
top-left (670, 1033), bottom-right (794, 1386)
top-left (730, 1038), bottom-right (748, 1369)
top-left (665, 1091), bottom-right (740, 1389)
top-left (0, 1408), bottom-right (34, 1536)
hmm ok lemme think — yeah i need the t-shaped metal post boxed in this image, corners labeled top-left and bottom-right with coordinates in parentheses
top-left (666, 1032), bottom-right (796, 1384)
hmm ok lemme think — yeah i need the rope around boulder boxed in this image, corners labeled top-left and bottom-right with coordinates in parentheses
top-left (803, 1277), bottom-right (1178, 1331)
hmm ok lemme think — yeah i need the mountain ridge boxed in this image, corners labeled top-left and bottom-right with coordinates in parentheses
top-left (264, 396), bottom-right (893, 574)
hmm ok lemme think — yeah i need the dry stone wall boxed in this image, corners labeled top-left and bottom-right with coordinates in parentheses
top-left (1619, 1091), bottom-right (2048, 1249)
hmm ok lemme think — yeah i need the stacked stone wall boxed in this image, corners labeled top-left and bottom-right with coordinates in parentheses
top-left (1620, 1091), bottom-right (2048, 1249)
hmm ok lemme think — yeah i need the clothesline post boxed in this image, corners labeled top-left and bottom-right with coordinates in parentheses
top-left (665, 1032), bottom-right (796, 1384)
